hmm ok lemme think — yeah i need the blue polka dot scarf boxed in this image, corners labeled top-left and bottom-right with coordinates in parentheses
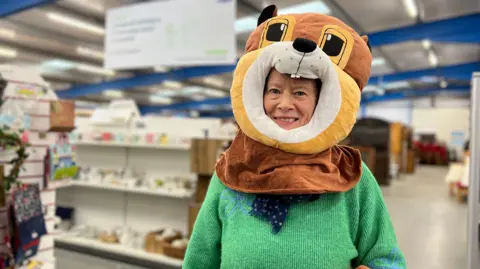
top-left (250, 194), bottom-right (320, 234)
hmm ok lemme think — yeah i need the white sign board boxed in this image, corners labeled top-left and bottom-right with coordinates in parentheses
top-left (105, 0), bottom-right (236, 70)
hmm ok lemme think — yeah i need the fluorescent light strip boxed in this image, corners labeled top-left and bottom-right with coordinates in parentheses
top-left (403, 0), bottom-right (418, 18)
top-left (203, 76), bottom-right (225, 88)
top-left (421, 39), bottom-right (431, 50)
top-left (47, 12), bottom-right (104, 36)
top-left (149, 95), bottom-right (173, 104)
top-left (77, 46), bottom-right (104, 59)
top-left (428, 50), bottom-right (438, 67)
top-left (0, 47), bottom-right (17, 58)
top-left (66, 0), bottom-right (104, 12)
top-left (76, 63), bottom-right (116, 76)
top-left (162, 80), bottom-right (183, 89)
top-left (372, 57), bottom-right (386, 67)
top-left (203, 88), bottom-right (227, 97)
top-left (103, 89), bottom-right (124, 98)
top-left (0, 28), bottom-right (15, 39)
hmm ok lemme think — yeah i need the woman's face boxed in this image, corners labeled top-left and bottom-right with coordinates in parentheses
top-left (263, 69), bottom-right (318, 130)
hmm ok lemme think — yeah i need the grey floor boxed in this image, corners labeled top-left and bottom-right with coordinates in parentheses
top-left (382, 165), bottom-right (468, 269)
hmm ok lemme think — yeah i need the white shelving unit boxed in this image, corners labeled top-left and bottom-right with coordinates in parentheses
top-left (55, 236), bottom-right (183, 268)
top-left (54, 100), bottom-right (236, 269)
top-left (70, 181), bottom-right (194, 198)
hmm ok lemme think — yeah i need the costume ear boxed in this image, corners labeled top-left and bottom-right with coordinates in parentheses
top-left (257, 5), bottom-right (278, 26)
top-left (361, 35), bottom-right (371, 52)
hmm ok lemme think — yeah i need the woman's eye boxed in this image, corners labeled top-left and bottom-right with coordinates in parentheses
top-left (269, 88), bottom-right (281, 94)
top-left (294, 91), bottom-right (306, 96)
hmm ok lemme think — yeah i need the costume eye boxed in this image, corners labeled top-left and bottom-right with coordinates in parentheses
top-left (266, 23), bottom-right (288, 42)
top-left (259, 16), bottom-right (296, 49)
top-left (322, 34), bottom-right (344, 57)
top-left (318, 25), bottom-right (354, 69)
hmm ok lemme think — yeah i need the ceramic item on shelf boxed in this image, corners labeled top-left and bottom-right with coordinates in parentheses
top-left (127, 178), bottom-right (139, 188)
top-left (92, 132), bottom-right (102, 141)
top-left (102, 132), bottom-right (113, 142)
top-left (158, 133), bottom-right (168, 145)
top-left (115, 133), bottom-right (124, 143)
top-left (146, 133), bottom-right (155, 144)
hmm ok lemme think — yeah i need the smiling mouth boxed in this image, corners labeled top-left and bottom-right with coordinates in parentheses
top-left (274, 117), bottom-right (299, 123)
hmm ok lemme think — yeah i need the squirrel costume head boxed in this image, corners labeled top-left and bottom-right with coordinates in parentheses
top-left (216, 6), bottom-right (371, 195)
top-left (230, 5), bottom-right (372, 154)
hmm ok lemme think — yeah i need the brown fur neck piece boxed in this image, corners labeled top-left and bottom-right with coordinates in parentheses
top-left (215, 131), bottom-right (362, 195)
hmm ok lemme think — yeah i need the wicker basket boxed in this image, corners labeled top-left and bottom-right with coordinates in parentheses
top-left (162, 241), bottom-right (187, 259)
top-left (144, 229), bottom-right (182, 254)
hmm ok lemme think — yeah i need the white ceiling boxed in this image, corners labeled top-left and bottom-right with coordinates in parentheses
top-left (0, 0), bottom-right (478, 108)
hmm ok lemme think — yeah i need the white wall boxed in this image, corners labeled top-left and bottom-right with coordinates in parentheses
top-left (359, 96), bottom-right (470, 149)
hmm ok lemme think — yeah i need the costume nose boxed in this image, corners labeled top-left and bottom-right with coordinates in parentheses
top-left (292, 38), bottom-right (317, 53)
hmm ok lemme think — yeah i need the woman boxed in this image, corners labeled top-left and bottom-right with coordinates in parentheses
top-left (183, 5), bottom-right (406, 269)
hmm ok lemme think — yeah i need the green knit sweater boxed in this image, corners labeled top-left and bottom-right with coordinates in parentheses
top-left (183, 163), bottom-right (406, 269)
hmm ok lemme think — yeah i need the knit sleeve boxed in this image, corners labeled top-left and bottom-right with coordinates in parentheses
top-left (183, 173), bottom-right (224, 269)
top-left (353, 163), bottom-right (407, 269)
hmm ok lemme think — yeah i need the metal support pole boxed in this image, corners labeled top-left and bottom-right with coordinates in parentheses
top-left (468, 72), bottom-right (480, 269)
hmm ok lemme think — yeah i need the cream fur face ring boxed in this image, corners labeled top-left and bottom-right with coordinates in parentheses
top-left (231, 41), bottom-right (361, 155)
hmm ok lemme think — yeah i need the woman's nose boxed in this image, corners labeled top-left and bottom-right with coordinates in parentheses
top-left (278, 93), bottom-right (294, 110)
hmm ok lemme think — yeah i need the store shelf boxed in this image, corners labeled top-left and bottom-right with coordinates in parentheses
top-left (71, 181), bottom-right (194, 199)
top-left (73, 141), bottom-right (190, 150)
top-left (55, 236), bottom-right (182, 268)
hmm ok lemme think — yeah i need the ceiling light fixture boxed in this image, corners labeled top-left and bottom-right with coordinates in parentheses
top-left (403, 0), bottom-right (418, 18)
top-left (41, 59), bottom-right (77, 70)
top-left (421, 39), bottom-right (431, 50)
top-left (371, 57), bottom-right (386, 66)
top-left (46, 12), bottom-right (105, 35)
top-left (103, 89), bottom-right (124, 98)
top-left (162, 80), bottom-right (183, 89)
top-left (440, 79), bottom-right (448, 89)
top-left (149, 95), bottom-right (173, 104)
top-left (0, 28), bottom-right (16, 39)
top-left (203, 88), bottom-right (228, 97)
top-left (0, 47), bottom-right (17, 58)
top-left (203, 77), bottom-right (225, 88)
top-left (77, 46), bottom-right (104, 59)
top-left (66, 0), bottom-right (104, 12)
top-left (76, 63), bottom-right (116, 76)
top-left (154, 66), bottom-right (169, 73)
top-left (428, 50), bottom-right (438, 67)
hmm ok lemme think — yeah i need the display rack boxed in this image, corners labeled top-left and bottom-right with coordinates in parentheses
top-left (53, 100), bottom-right (236, 269)
top-left (0, 65), bottom-right (75, 268)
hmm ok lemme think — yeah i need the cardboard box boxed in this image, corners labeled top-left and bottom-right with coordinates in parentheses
top-left (190, 139), bottom-right (228, 175)
top-left (195, 175), bottom-right (211, 203)
top-left (188, 203), bottom-right (203, 237)
top-left (49, 100), bottom-right (75, 132)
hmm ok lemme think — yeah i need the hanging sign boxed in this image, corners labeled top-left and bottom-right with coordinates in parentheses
top-left (105, 0), bottom-right (236, 70)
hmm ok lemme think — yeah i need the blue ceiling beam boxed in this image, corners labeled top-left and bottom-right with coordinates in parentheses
top-left (58, 14), bottom-right (478, 99)
top-left (57, 64), bottom-right (236, 98)
top-left (198, 111), bottom-right (234, 118)
top-left (139, 62), bottom-right (478, 113)
top-left (368, 62), bottom-right (480, 85)
top-left (362, 86), bottom-right (470, 104)
top-left (367, 13), bottom-right (480, 47)
top-left (0, 0), bottom-right (56, 17)
top-left (139, 97), bottom-right (230, 115)
top-left (430, 31), bottom-right (480, 44)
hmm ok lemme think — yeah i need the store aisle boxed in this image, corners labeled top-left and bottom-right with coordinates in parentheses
top-left (381, 166), bottom-right (468, 269)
